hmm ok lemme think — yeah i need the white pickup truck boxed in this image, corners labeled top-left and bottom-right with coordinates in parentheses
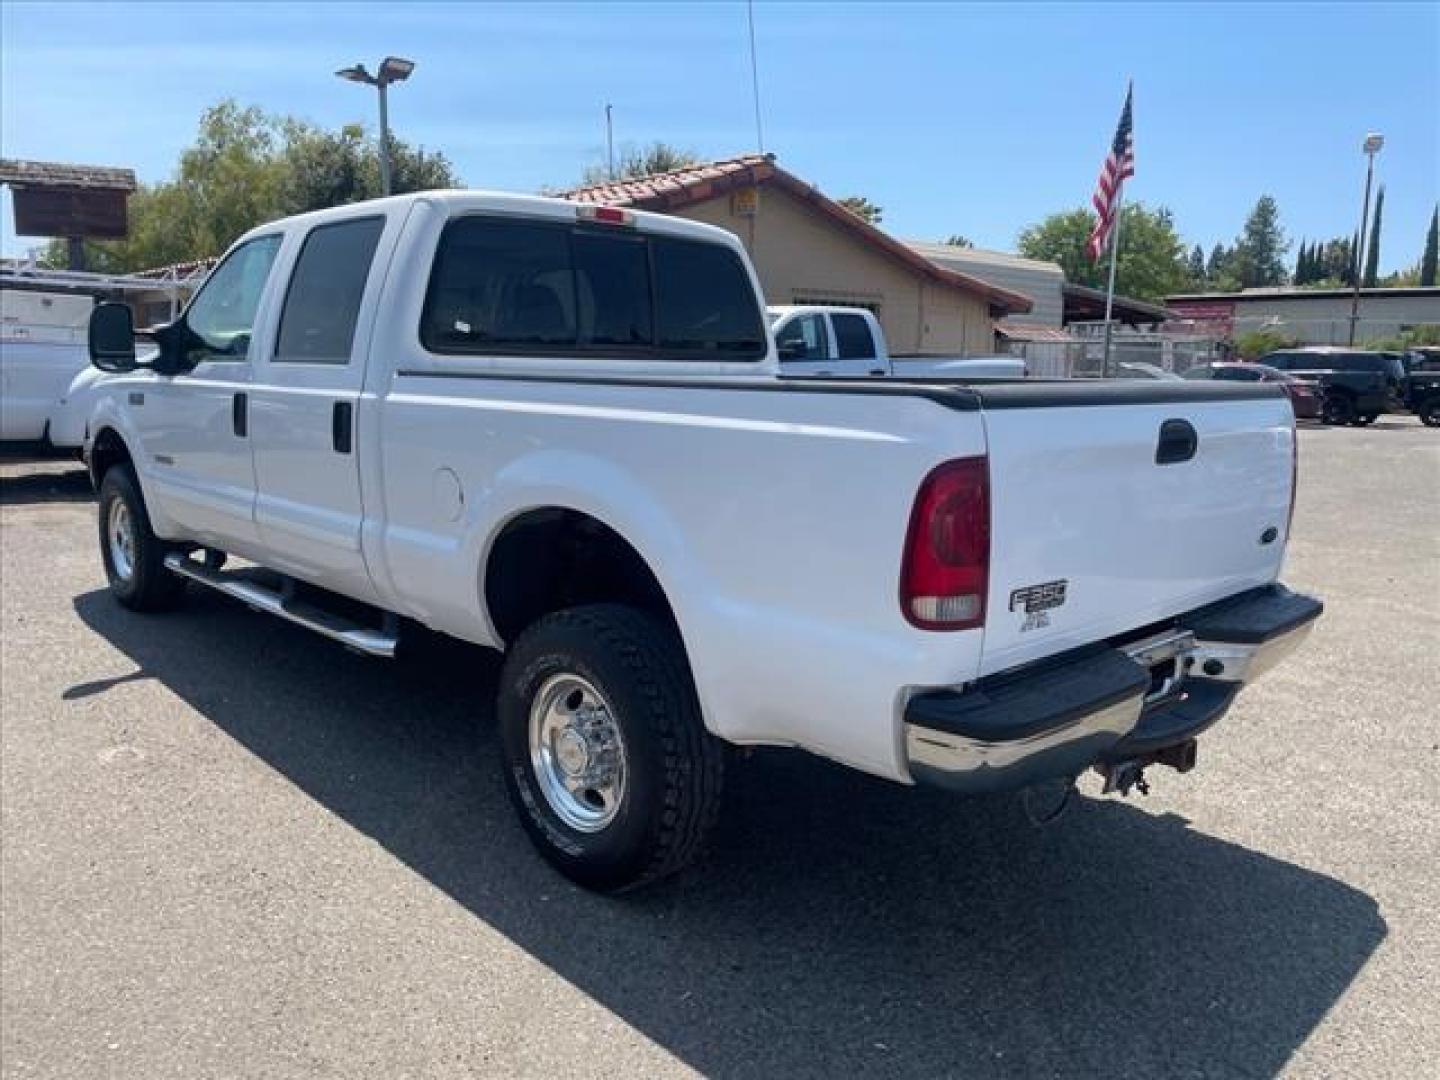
top-left (768, 304), bottom-right (1026, 379)
top-left (81, 191), bottom-right (1322, 891)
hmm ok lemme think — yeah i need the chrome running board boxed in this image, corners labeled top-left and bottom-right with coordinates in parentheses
top-left (163, 553), bottom-right (397, 657)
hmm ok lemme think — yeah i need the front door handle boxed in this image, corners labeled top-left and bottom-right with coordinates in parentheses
top-left (332, 401), bottom-right (353, 454)
top-left (232, 392), bottom-right (247, 437)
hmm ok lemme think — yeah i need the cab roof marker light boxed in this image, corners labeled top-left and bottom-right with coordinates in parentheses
top-left (576, 205), bottom-right (634, 226)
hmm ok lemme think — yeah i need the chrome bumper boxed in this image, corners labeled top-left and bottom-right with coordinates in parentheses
top-left (904, 585), bottom-right (1322, 794)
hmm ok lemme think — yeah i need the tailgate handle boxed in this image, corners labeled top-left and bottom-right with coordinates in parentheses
top-left (1155, 418), bottom-right (1197, 465)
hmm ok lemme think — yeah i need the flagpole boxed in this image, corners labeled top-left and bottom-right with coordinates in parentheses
top-left (1100, 189), bottom-right (1125, 378)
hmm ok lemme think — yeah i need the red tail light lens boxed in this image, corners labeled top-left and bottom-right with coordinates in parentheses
top-left (1286, 423), bottom-right (1299, 539)
top-left (900, 456), bottom-right (990, 630)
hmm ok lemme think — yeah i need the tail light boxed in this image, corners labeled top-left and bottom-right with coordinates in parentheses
top-left (576, 204), bottom-right (634, 226)
top-left (900, 456), bottom-right (990, 630)
top-left (1286, 423), bottom-right (1299, 539)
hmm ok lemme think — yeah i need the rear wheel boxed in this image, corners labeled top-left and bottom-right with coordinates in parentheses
top-left (1353, 412), bottom-right (1379, 426)
top-left (1420, 398), bottom-right (1440, 428)
top-left (97, 465), bottom-right (186, 611)
top-left (497, 604), bottom-right (724, 892)
top-left (1322, 393), bottom-right (1356, 426)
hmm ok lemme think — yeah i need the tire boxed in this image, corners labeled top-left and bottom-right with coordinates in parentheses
top-left (97, 465), bottom-right (186, 612)
top-left (1322, 393), bottom-right (1356, 426)
top-left (1353, 412), bottom-right (1379, 426)
top-left (1420, 399), bottom-right (1440, 428)
top-left (497, 604), bottom-right (725, 892)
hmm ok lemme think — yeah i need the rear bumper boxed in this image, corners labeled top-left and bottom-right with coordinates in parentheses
top-left (903, 584), bottom-right (1322, 793)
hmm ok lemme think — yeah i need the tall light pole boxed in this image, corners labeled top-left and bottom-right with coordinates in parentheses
top-left (336, 56), bottom-right (416, 197)
top-left (1347, 132), bottom-right (1383, 345)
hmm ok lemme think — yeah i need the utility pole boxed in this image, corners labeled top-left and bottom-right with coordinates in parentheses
top-left (1347, 132), bottom-right (1384, 345)
top-left (605, 103), bottom-right (615, 181)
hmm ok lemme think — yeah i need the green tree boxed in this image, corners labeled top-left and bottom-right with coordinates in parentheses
top-left (1422, 206), bottom-right (1439, 287)
top-left (837, 196), bottom-right (883, 225)
top-left (943, 234), bottom-right (974, 247)
top-left (579, 141), bottom-right (701, 185)
top-left (1293, 240), bottom-right (1307, 285)
top-left (1016, 203), bottom-right (1191, 302)
top-left (1231, 195), bottom-right (1288, 287)
top-left (42, 100), bottom-right (459, 272)
top-left (1206, 242), bottom-right (1236, 290)
top-left (1187, 243), bottom-right (1207, 286)
top-left (1362, 185), bottom-right (1385, 288)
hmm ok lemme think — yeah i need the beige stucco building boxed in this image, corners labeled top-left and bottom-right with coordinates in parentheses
top-left (566, 155), bottom-right (1031, 355)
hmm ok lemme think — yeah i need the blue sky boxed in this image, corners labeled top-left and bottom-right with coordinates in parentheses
top-left (3, 1), bottom-right (1436, 273)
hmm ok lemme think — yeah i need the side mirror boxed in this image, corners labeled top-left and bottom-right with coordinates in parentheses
top-left (777, 341), bottom-right (805, 361)
top-left (88, 302), bottom-right (137, 371)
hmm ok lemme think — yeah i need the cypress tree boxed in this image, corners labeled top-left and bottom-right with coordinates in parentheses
top-left (1421, 206), bottom-right (1438, 287)
top-left (1363, 185), bottom-right (1384, 287)
top-left (1296, 240), bottom-right (1310, 284)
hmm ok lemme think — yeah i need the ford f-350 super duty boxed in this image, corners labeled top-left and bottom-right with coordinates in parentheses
top-left (80, 191), bottom-right (1322, 891)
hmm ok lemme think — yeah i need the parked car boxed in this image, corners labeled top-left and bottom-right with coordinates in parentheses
top-left (1113, 361), bottom-right (1182, 381)
top-left (1258, 348), bottom-right (1406, 426)
top-left (77, 191), bottom-right (1321, 891)
top-left (1183, 362), bottom-right (1322, 420)
top-left (1401, 350), bottom-right (1440, 427)
top-left (768, 305), bottom-right (1026, 378)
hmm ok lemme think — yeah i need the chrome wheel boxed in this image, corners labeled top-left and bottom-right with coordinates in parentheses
top-left (528, 673), bottom-right (627, 833)
top-left (107, 499), bottom-right (136, 582)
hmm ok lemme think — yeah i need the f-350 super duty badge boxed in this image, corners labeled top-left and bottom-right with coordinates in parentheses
top-left (1009, 579), bottom-right (1068, 632)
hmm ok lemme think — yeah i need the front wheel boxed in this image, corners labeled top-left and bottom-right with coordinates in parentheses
top-left (1420, 399), bottom-right (1440, 428)
top-left (497, 604), bottom-right (725, 892)
top-left (1322, 393), bottom-right (1356, 426)
top-left (97, 465), bottom-right (186, 611)
top-left (1352, 412), bottom-right (1379, 426)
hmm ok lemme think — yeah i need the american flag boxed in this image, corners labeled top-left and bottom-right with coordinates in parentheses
top-left (1086, 85), bottom-right (1135, 263)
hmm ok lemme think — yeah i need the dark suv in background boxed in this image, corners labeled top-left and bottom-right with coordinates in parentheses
top-left (1259, 348), bottom-right (1407, 426)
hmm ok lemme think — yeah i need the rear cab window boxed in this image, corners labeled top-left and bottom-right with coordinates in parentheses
top-left (421, 217), bottom-right (765, 361)
top-left (831, 312), bottom-right (876, 360)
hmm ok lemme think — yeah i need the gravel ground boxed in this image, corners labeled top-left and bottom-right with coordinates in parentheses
top-left (2, 418), bottom-right (1436, 1079)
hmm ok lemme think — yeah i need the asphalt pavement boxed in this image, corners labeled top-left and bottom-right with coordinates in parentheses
top-left (2, 417), bottom-right (1437, 1078)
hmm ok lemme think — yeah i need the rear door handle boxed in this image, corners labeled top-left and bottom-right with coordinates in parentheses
top-left (232, 392), bottom-right (247, 437)
top-left (332, 401), bottom-right (353, 454)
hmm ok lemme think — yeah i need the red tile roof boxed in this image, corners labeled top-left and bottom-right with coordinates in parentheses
top-left (563, 155), bottom-right (1032, 315)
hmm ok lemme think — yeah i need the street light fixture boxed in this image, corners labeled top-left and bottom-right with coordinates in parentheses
top-left (1348, 131), bottom-right (1384, 345)
top-left (334, 56), bottom-right (416, 197)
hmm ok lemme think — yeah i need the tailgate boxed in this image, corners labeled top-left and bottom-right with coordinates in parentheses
top-left (975, 383), bottom-right (1295, 677)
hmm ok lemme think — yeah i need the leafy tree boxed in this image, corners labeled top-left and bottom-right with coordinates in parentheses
top-left (837, 196), bottom-right (883, 225)
top-left (1187, 243), bottom-right (1207, 286)
top-left (943, 234), bottom-right (974, 247)
top-left (579, 141), bottom-right (701, 185)
top-left (41, 100), bottom-right (459, 272)
top-left (1016, 203), bottom-right (1190, 302)
top-left (1206, 243), bottom-right (1239, 291)
top-left (1231, 195), bottom-right (1288, 287)
top-left (1422, 206), bottom-right (1439, 287)
top-left (1362, 185), bottom-right (1385, 288)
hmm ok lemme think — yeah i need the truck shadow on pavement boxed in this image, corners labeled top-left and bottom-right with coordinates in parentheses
top-left (72, 587), bottom-right (1385, 1079)
top-left (0, 464), bottom-right (92, 505)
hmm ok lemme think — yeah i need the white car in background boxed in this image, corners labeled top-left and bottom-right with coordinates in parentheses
top-left (768, 305), bottom-right (1027, 379)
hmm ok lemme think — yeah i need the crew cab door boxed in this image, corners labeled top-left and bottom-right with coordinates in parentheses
top-left (247, 214), bottom-right (391, 602)
top-left (135, 234), bottom-right (282, 550)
